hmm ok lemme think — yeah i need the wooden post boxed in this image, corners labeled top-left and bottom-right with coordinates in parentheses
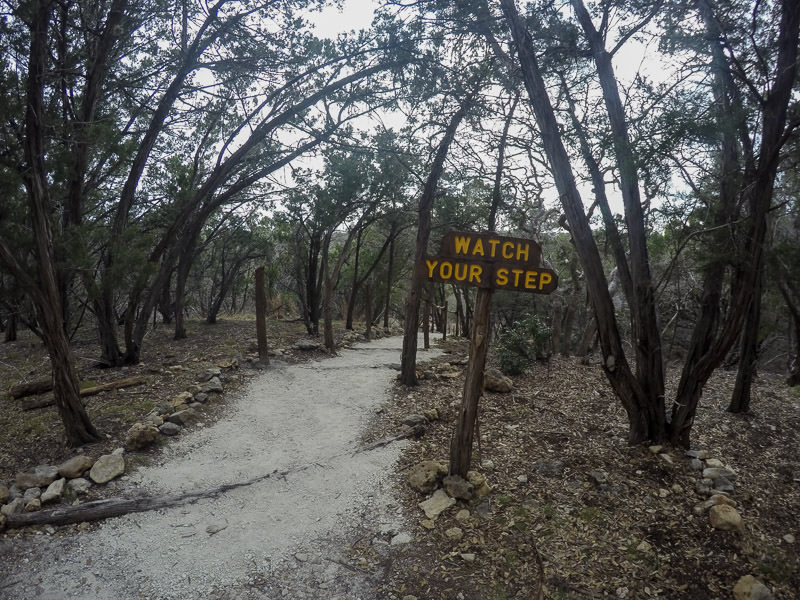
top-left (423, 293), bottom-right (430, 350)
top-left (442, 300), bottom-right (448, 341)
top-left (449, 287), bottom-right (492, 477)
top-left (255, 266), bottom-right (269, 365)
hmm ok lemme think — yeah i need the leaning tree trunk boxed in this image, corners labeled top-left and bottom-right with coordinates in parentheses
top-left (400, 92), bottom-right (476, 385)
top-left (729, 269), bottom-right (763, 412)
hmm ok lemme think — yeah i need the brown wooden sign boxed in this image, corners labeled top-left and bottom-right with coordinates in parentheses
top-left (423, 231), bottom-right (558, 294)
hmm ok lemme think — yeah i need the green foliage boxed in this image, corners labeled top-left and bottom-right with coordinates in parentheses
top-left (494, 313), bottom-right (550, 376)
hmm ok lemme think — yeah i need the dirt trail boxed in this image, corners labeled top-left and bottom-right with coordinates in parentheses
top-left (0, 335), bottom-right (442, 600)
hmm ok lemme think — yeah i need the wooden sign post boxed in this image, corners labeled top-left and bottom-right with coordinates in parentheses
top-left (422, 231), bottom-right (558, 477)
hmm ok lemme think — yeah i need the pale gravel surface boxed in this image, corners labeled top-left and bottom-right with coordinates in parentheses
top-left (0, 335), bottom-right (442, 600)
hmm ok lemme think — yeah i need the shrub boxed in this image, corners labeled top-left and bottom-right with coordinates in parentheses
top-left (495, 313), bottom-right (550, 375)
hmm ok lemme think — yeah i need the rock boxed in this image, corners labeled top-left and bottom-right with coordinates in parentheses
top-left (125, 422), bottom-right (160, 450)
top-left (784, 533), bottom-right (796, 544)
top-left (159, 422), bottom-right (181, 436)
top-left (460, 553), bottom-right (476, 562)
top-left (407, 461), bottom-right (447, 494)
top-left (294, 553), bottom-right (308, 562)
top-left (199, 367), bottom-right (222, 382)
top-left (67, 478), bottom-right (91, 495)
top-left (686, 449), bottom-right (710, 459)
top-left (390, 532), bottom-right (412, 546)
top-left (201, 376), bottom-right (224, 394)
top-left (703, 467), bottom-right (737, 480)
top-left (709, 504), bottom-right (744, 532)
top-left (23, 487), bottom-right (41, 502)
top-left (659, 453), bottom-right (674, 464)
top-left (167, 408), bottom-right (198, 426)
top-left (41, 478), bottom-right (66, 504)
top-left (516, 474), bottom-right (528, 484)
top-left (671, 483), bottom-right (684, 494)
top-left (24, 498), bottom-right (41, 512)
top-left (484, 370), bottom-right (513, 393)
top-left (733, 575), bottom-right (773, 600)
top-left (455, 509), bottom-right (471, 523)
top-left (636, 540), bottom-right (653, 553)
top-left (445, 527), bottom-right (463, 541)
top-left (705, 458), bottom-right (725, 468)
top-left (423, 409), bottom-right (439, 421)
top-left (58, 455), bottom-right (95, 479)
top-left (0, 514), bottom-right (5, 531)
top-left (482, 460), bottom-right (495, 470)
top-left (144, 413), bottom-right (164, 427)
top-left (89, 453), bottom-right (125, 484)
top-left (193, 392), bottom-right (209, 404)
top-left (589, 470), bottom-right (608, 485)
top-left (419, 489), bottom-right (456, 520)
top-left (443, 475), bottom-right (474, 500)
top-left (16, 465), bottom-right (59, 489)
top-left (170, 391), bottom-right (194, 409)
top-left (420, 519), bottom-right (435, 530)
top-left (403, 414), bottom-right (427, 426)
top-left (294, 339), bottom-right (321, 351)
top-left (1, 498), bottom-right (24, 516)
top-left (534, 459), bottom-right (565, 478)
top-left (0, 485), bottom-right (8, 504)
top-left (703, 494), bottom-right (737, 511)
top-left (466, 471), bottom-right (491, 497)
top-left (648, 445), bottom-right (663, 454)
top-left (689, 458), bottom-right (704, 470)
top-left (713, 477), bottom-right (735, 493)
top-left (696, 478), bottom-right (713, 495)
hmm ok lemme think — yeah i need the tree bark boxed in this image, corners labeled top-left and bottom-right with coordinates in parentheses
top-left (255, 266), bottom-right (269, 365)
top-left (400, 92), bottom-right (476, 385)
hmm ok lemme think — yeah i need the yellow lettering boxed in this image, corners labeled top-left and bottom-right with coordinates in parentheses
top-left (454, 236), bottom-right (471, 255)
top-left (525, 270), bottom-right (538, 289)
top-left (468, 264), bottom-right (482, 283)
top-left (488, 239), bottom-right (500, 257)
top-left (502, 241), bottom-right (514, 259)
top-left (472, 238), bottom-right (484, 256)
top-left (440, 261), bottom-right (453, 279)
top-left (496, 267), bottom-right (508, 286)
top-left (454, 263), bottom-right (468, 281)
top-left (516, 243), bottom-right (529, 262)
top-left (511, 268), bottom-right (523, 286)
top-left (539, 272), bottom-right (552, 289)
top-left (425, 259), bottom-right (438, 278)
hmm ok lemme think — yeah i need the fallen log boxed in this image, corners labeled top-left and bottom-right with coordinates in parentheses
top-left (2, 428), bottom-right (420, 531)
top-left (6, 380), bottom-right (53, 400)
top-left (15, 376), bottom-right (149, 410)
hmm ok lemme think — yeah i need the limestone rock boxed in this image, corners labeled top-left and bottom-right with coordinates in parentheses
top-left (201, 376), bottom-right (224, 394)
top-left (58, 455), bottom-right (95, 479)
top-left (445, 527), bottom-right (463, 541)
top-left (199, 367), bottom-right (222, 382)
top-left (407, 460), bottom-right (447, 494)
top-left (443, 475), bottom-right (474, 500)
top-left (170, 391), bottom-right (193, 409)
top-left (23, 487), bottom-right (41, 502)
top-left (534, 459), bottom-right (565, 478)
top-left (89, 453), bottom-right (125, 484)
top-left (419, 489), bottom-right (456, 520)
top-left (24, 498), bottom-right (41, 512)
top-left (41, 478), bottom-right (66, 504)
top-left (733, 575), bottom-right (773, 600)
top-left (125, 422), bottom-right (160, 450)
top-left (686, 449), bottom-right (710, 460)
top-left (709, 504), bottom-right (744, 532)
top-left (689, 458), bottom-right (704, 471)
top-left (1, 498), bottom-right (24, 516)
top-left (67, 478), bottom-right (91, 495)
top-left (0, 485), bottom-right (8, 504)
top-left (403, 414), bottom-right (427, 426)
top-left (193, 392), bottom-right (209, 404)
top-left (455, 509), bottom-right (471, 523)
top-left (167, 408), bottom-right (198, 426)
top-left (466, 470), bottom-right (491, 497)
top-left (423, 409), bottom-right (439, 421)
top-left (589, 469), bottom-right (608, 485)
top-left (705, 458), bottom-right (725, 469)
top-left (159, 422), bottom-right (181, 436)
top-left (703, 467), bottom-right (737, 480)
top-left (460, 553), bottom-right (476, 562)
top-left (648, 445), bottom-right (663, 454)
top-left (484, 370), bottom-right (513, 393)
top-left (714, 476), bottom-right (735, 493)
top-left (144, 413), bottom-right (164, 427)
top-left (703, 494), bottom-right (737, 511)
top-left (16, 465), bottom-right (59, 489)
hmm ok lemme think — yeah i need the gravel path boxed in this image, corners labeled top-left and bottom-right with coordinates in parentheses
top-left (0, 335), bottom-right (442, 600)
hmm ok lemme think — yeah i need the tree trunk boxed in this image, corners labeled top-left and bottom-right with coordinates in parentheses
top-left (729, 268), bottom-right (763, 412)
top-left (345, 228), bottom-right (363, 330)
top-left (401, 93), bottom-right (476, 385)
top-left (383, 234), bottom-right (394, 331)
top-left (364, 281), bottom-right (373, 341)
top-left (255, 266), bottom-right (269, 365)
top-left (500, 0), bottom-right (657, 444)
top-left (4, 312), bottom-right (17, 343)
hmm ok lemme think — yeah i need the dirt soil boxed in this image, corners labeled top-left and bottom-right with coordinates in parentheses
top-left (1, 319), bottom-right (799, 599)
